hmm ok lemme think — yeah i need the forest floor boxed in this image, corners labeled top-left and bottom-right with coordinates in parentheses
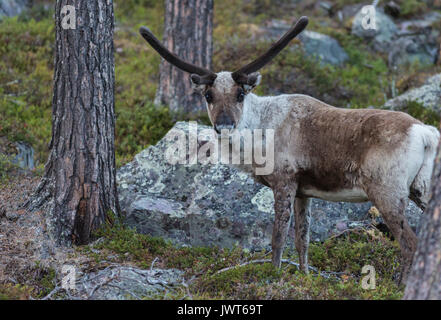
top-left (0, 170), bottom-right (404, 300)
top-left (0, 171), bottom-right (93, 299)
top-left (0, 172), bottom-right (52, 299)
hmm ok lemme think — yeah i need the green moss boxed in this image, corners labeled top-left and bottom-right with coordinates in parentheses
top-left (192, 267), bottom-right (401, 300)
top-left (399, 0), bottom-right (429, 18)
top-left (0, 153), bottom-right (17, 183)
top-left (0, 284), bottom-right (34, 300)
top-left (309, 229), bottom-right (401, 280)
top-left (35, 269), bottom-right (56, 298)
top-left (194, 262), bottom-right (282, 299)
top-left (397, 100), bottom-right (440, 127)
top-left (83, 218), bottom-right (403, 300)
top-left (191, 228), bottom-right (402, 299)
top-left (89, 218), bottom-right (250, 274)
top-left (0, 262), bottom-right (57, 300)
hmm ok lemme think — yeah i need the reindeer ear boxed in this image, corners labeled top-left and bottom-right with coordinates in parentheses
top-left (191, 73), bottom-right (216, 94)
top-left (243, 72), bottom-right (262, 93)
top-left (191, 74), bottom-right (207, 94)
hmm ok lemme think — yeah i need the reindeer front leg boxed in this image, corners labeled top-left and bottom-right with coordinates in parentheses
top-left (271, 183), bottom-right (296, 268)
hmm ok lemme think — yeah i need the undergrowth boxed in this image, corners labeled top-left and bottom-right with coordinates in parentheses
top-left (0, 262), bottom-right (56, 300)
top-left (78, 215), bottom-right (403, 300)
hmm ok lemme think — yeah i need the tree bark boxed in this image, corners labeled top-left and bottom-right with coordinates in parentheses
top-left (404, 139), bottom-right (441, 299)
top-left (154, 0), bottom-right (213, 114)
top-left (27, 0), bottom-right (119, 246)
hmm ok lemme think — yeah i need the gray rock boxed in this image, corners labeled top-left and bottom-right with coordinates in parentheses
top-left (384, 73), bottom-right (441, 112)
top-left (74, 266), bottom-right (184, 300)
top-left (398, 12), bottom-right (441, 32)
top-left (117, 122), bottom-right (423, 249)
top-left (0, 0), bottom-right (28, 19)
top-left (262, 20), bottom-right (348, 66)
top-left (13, 141), bottom-right (34, 170)
top-left (0, 138), bottom-right (35, 170)
top-left (337, 4), bottom-right (365, 22)
top-left (352, 8), bottom-right (440, 67)
top-left (388, 12), bottom-right (441, 68)
top-left (388, 34), bottom-right (439, 68)
top-left (298, 30), bottom-right (349, 66)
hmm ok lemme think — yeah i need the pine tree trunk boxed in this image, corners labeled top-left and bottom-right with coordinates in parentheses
top-left (154, 0), bottom-right (213, 114)
top-left (27, 0), bottom-right (119, 246)
top-left (404, 139), bottom-right (441, 299)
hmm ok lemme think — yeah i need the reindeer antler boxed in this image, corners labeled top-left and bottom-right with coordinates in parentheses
top-left (232, 16), bottom-right (308, 84)
top-left (140, 16), bottom-right (308, 86)
top-left (139, 26), bottom-right (217, 85)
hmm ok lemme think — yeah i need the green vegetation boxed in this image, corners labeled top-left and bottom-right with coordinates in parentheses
top-left (1, 0), bottom-right (439, 169)
top-left (398, 0), bottom-right (429, 18)
top-left (398, 100), bottom-right (440, 127)
top-left (79, 217), bottom-right (403, 299)
top-left (0, 154), bottom-right (16, 183)
top-left (32, 261), bottom-right (57, 298)
top-left (0, 284), bottom-right (34, 300)
top-left (0, 3), bottom-right (168, 167)
top-left (0, 262), bottom-right (56, 300)
top-left (0, 16), bottom-right (53, 163)
top-left (213, 0), bottom-right (436, 109)
top-left (309, 229), bottom-right (401, 286)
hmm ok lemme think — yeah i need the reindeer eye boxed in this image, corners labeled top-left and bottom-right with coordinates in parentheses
top-left (237, 88), bottom-right (245, 103)
top-left (205, 91), bottom-right (213, 103)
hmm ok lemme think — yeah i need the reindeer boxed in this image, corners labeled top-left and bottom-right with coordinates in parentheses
top-left (140, 16), bottom-right (440, 284)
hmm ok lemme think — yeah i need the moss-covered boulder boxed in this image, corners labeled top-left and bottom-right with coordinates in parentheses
top-left (384, 73), bottom-right (441, 113)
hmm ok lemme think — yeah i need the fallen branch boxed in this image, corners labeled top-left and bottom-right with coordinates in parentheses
top-left (215, 259), bottom-right (317, 274)
top-left (88, 269), bottom-right (119, 298)
top-left (150, 257), bottom-right (159, 272)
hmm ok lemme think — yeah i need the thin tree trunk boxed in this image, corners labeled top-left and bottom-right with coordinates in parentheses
top-left (27, 0), bottom-right (119, 246)
top-left (154, 0), bottom-right (213, 114)
top-left (404, 138), bottom-right (441, 299)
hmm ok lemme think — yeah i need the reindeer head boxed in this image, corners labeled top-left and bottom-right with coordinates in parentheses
top-left (140, 17), bottom-right (308, 133)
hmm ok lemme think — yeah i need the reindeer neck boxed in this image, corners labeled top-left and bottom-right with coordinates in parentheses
top-left (237, 93), bottom-right (267, 131)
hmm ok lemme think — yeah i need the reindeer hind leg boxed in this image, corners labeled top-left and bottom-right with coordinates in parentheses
top-left (294, 197), bottom-right (311, 273)
top-left (367, 187), bottom-right (417, 285)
